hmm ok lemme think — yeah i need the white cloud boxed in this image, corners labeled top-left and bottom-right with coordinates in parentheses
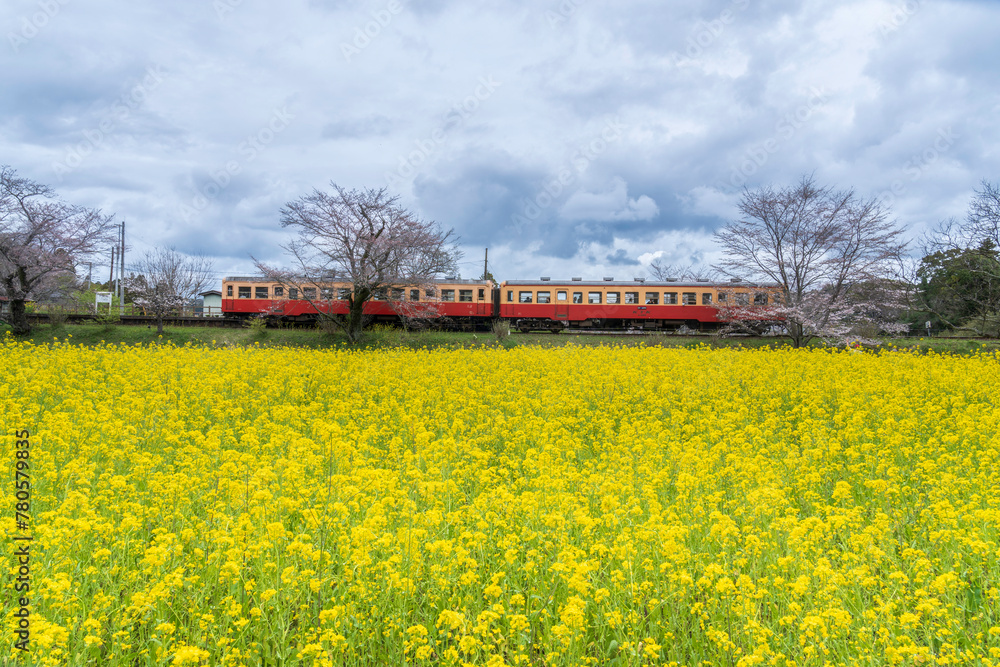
top-left (559, 177), bottom-right (660, 222)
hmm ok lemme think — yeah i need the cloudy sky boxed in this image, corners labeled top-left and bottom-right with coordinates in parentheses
top-left (3, 0), bottom-right (998, 284)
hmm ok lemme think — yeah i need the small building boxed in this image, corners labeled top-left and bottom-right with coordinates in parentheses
top-left (198, 290), bottom-right (223, 317)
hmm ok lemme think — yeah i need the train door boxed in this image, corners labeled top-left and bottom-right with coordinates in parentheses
top-left (476, 287), bottom-right (487, 316)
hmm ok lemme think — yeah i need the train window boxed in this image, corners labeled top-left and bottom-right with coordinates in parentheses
top-left (682, 292), bottom-right (697, 305)
top-left (518, 291), bottom-right (533, 303)
top-left (478, 289), bottom-right (485, 300)
top-left (735, 293), bottom-right (749, 305)
top-left (226, 285), bottom-right (233, 297)
top-left (256, 286), bottom-right (267, 299)
top-left (645, 292), bottom-right (658, 304)
top-left (273, 286), bottom-right (284, 297)
top-left (426, 288), bottom-right (436, 299)
top-left (338, 288), bottom-right (351, 300)
top-left (664, 292), bottom-right (677, 304)
top-left (754, 293), bottom-right (768, 305)
top-left (410, 289), bottom-right (420, 301)
top-left (392, 288), bottom-right (404, 301)
top-left (573, 292), bottom-right (583, 303)
top-left (459, 289), bottom-right (473, 302)
top-left (238, 286), bottom-right (251, 299)
top-left (537, 291), bottom-right (551, 303)
top-left (588, 292), bottom-right (602, 304)
top-left (606, 292), bottom-right (620, 304)
top-left (507, 290), bottom-right (513, 302)
top-left (557, 291), bottom-right (567, 301)
top-left (373, 289), bottom-right (388, 301)
top-left (771, 292), bottom-right (781, 304)
top-left (717, 292), bottom-right (727, 303)
top-left (289, 287), bottom-right (299, 299)
top-left (441, 289), bottom-right (455, 302)
top-left (321, 287), bottom-right (334, 299)
top-left (624, 292), bottom-right (638, 304)
top-left (702, 293), bottom-right (712, 305)
top-left (303, 287), bottom-right (317, 299)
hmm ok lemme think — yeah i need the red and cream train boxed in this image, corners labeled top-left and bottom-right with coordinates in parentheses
top-left (221, 276), bottom-right (780, 332)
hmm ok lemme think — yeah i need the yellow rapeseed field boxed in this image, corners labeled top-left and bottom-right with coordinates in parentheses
top-left (2, 335), bottom-right (999, 666)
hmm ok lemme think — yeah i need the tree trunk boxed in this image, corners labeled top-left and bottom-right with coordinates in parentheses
top-left (9, 299), bottom-right (31, 335)
top-left (346, 296), bottom-right (365, 343)
top-left (156, 314), bottom-right (164, 334)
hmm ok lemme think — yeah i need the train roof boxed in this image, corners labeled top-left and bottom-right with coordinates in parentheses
top-left (224, 276), bottom-right (493, 285)
top-left (501, 279), bottom-right (780, 288)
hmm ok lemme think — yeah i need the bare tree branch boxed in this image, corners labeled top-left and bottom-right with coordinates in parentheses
top-left (127, 248), bottom-right (215, 334)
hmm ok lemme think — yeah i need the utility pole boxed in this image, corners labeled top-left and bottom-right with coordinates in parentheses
top-left (118, 221), bottom-right (125, 315)
top-left (484, 248), bottom-right (488, 281)
top-left (110, 246), bottom-right (116, 284)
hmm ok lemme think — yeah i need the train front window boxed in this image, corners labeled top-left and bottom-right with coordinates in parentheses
top-left (238, 286), bottom-right (251, 299)
top-left (682, 292), bottom-right (697, 305)
top-left (702, 293), bottom-right (712, 305)
top-left (664, 292), bottom-right (677, 304)
top-left (441, 289), bottom-right (455, 302)
top-left (273, 286), bottom-right (284, 298)
top-left (645, 292), bottom-right (658, 304)
top-left (606, 292), bottom-right (620, 304)
top-left (459, 290), bottom-right (473, 302)
top-left (573, 292), bottom-right (583, 303)
top-left (518, 291), bottom-right (533, 303)
top-left (624, 292), bottom-right (638, 304)
top-left (588, 292), bottom-right (602, 304)
top-left (537, 291), bottom-right (551, 303)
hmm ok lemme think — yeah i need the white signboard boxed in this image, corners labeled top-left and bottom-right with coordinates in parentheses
top-left (95, 292), bottom-right (113, 305)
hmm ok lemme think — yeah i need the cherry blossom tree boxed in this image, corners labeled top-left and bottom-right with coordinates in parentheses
top-left (0, 166), bottom-right (117, 335)
top-left (128, 248), bottom-right (215, 334)
top-left (714, 176), bottom-right (908, 347)
top-left (256, 183), bottom-right (459, 342)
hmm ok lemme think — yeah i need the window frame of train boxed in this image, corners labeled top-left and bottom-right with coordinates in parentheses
top-left (507, 290), bottom-right (514, 302)
top-left (478, 288), bottom-right (485, 300)
top-left (624, 291), bottom-right (639, 304)
top-left (238, 286), bottom-right (251, 299)
top-left (702, 293), bottom-right (712, 305)
top-left (645, 292), bottom-right (658, 304)
top-left (557, 291), bottom-right (567, 301)
top-left (441, 289), bottom-right (456, 302)
top-left (426, 288), bottom-right (437, 300)
top-left (573, 292), bottom-right (583, 303)
top-left (392, 288), bottom-right (405, 301)
top-left (717, 292), bottom-right (727, 304)
top-left (537, 291), bottom-right (551, 304)
top-left (274, 286), bottom-right (284, 298)
top-left (289, 287), bottom-right (299, 299)
top-left (607, 291), bottom-right (620, 304)
top-left (664, 292), bottom-right (677, 304)
top-left (588, 292), bottom-right (602, 304)
top-left (227, 285), bottom-right (233, 297)
top-left (459, 289), bottom-right (473, 302)
top-left (519, 291), bottom-right (533, 303)
top-left (255, 286), bottom-right (268, 299)
top-left (410, 289), bottom-right (420, 301)
top-left (321, 287), bottom-right (334, 299)
top-left (754, 293), bottom-right (768, 305)
top-left (682, 292), bottom-right (697, 305)
top-left (735, 293), bottom-right (750, 305)
top-left (303, 287), bottom-right (317, 299)
top-left (338, 288), bottom-right (351, 300)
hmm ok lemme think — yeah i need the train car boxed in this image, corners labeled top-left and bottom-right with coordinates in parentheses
top-left (499, 278), bottom-right (780, 332)
top-left (221, 276), bottom-right (497, 325)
